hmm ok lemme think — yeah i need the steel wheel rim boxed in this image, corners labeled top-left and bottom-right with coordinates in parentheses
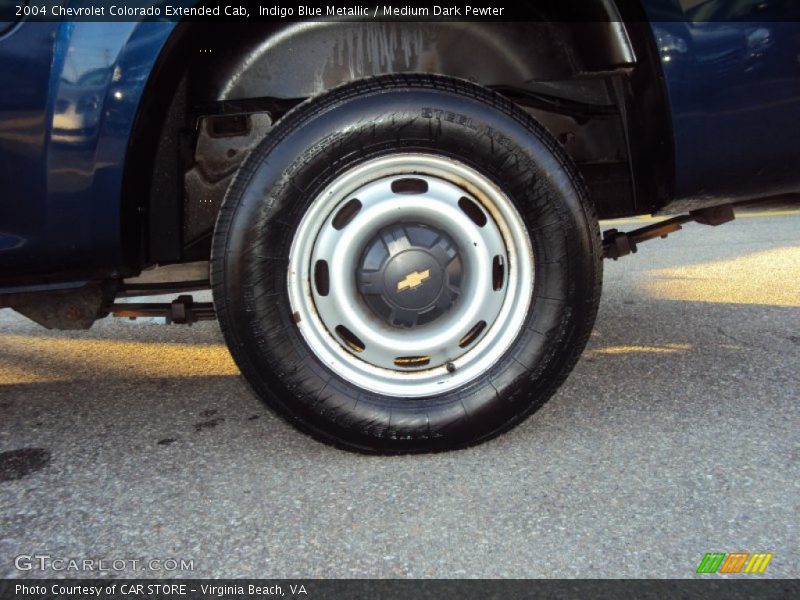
top-left (287, 153), bottom-right (534, 398)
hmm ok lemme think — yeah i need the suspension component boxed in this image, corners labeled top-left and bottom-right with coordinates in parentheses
top-left (110, 295), bottom-right (215, 325)
top-left (603, 205), bottom-right (735, 260)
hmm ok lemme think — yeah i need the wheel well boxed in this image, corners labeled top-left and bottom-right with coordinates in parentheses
top-left (123, 8), bottom-right (672, 267)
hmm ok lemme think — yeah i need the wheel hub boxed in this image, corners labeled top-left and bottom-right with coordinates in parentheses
top-left (286, 153), bottom-right (534, 397)
top-left (357, 224), bottom-right (462, 328)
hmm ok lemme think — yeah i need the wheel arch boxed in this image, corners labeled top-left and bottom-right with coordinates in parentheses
top-left (124, 5), bottom-right (673, 266)
top-left (190, 20), bottom-right (633, 102)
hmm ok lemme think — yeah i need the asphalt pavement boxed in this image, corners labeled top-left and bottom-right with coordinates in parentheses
top-left (0, 207), bottom-right (798, 578)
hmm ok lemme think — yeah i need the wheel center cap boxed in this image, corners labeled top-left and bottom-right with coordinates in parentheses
top-left (385, 250), bottom-right (442, 309)
top-left (357, 223), bottom-right (462, 328)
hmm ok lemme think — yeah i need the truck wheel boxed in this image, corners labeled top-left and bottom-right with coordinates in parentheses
top-left (211, 75), bottom-right (602, 453)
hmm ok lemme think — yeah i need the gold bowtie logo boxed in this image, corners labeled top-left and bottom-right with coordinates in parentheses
top-left (397, 269), bottom-right (431, 292)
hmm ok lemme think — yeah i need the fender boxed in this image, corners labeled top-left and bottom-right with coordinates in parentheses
top-left (0, 19), bottom-right (176, 284)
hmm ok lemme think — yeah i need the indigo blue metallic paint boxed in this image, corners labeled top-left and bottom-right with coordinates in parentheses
top-left (0, 19), bottom-right (175, 281)
top-left (645, 0), bottom-right (800, 207)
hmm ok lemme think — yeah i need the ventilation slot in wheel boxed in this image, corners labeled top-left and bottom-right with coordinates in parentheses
top-left (332, 198), bottom-right (362, 230)
top-left (459, 321), bottom-right (487, 348)
top-left (391, 178), bottom-right (428, 194)
top-left (492, 255), bottom-right (505, 291)
top-left (394, 356), bottom-right (431, 368)
top-left (335, 325), bottom-right (365, 353)
top-left (458, 196), bottom-right (487, 227)
top-left (314, 260), bottom-right (330, 296)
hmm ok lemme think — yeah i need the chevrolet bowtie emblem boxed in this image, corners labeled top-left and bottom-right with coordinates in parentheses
top-left (397, 269), bottom-right (430, 292)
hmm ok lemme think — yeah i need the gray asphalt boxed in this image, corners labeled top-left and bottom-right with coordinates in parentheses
top-left (0, 208), bottom-right (798, 579)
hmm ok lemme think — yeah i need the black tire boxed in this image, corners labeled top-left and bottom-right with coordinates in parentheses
top-left (211, 74), bottom-right (602, 453)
